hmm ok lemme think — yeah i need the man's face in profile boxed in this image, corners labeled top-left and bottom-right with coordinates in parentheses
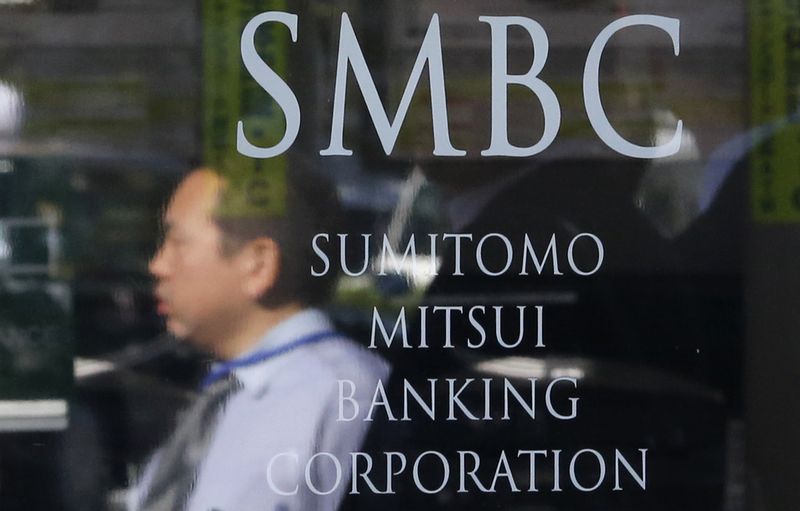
top-left (149, 170), bottom-right (251, 349)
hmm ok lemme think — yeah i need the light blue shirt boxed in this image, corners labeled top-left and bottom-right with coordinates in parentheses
top-left (130, 308), bottom-right (390, 511)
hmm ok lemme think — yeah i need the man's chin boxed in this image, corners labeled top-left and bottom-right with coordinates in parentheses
top-left (165, 318), bottom-right (191, 340)
top-left (165, 319), bottom-right (217, 354)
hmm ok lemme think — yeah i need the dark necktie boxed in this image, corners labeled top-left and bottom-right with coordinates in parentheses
top-left (139, 374), bottom-right (241, 511)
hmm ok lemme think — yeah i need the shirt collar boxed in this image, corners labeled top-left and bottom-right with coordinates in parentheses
top-left (225, 308), bottom-right (336, 396)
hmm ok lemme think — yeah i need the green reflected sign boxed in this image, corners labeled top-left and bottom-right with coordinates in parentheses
top-left (750, 0), bottom-right (800, 222)
top-left (203, 0), bottom-right (287, 218)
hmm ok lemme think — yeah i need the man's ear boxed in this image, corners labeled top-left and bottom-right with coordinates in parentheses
top-left (240, 237), bottom-right (280, 300)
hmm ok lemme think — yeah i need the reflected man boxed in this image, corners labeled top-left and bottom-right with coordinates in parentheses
top-left (130, 165), bottom-right (389, 511)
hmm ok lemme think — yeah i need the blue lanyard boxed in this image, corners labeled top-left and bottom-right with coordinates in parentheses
top-left (201, 330), bottom-right (340, 389)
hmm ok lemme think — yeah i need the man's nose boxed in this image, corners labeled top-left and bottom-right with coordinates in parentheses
top-left (149, 245), bottom-right (169, 278)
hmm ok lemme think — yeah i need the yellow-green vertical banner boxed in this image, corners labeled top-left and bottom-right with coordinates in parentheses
top-left (203, 0), bottom-right (287, 218)
top-left (750, 0), bottom-right (800, 222)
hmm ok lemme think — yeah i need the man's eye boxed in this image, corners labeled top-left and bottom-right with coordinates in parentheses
top-left (165, 233), bottom-right (188, 245)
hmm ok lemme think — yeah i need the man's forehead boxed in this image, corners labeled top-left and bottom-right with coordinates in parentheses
top-left (165, 169), bottom-right (224, 222)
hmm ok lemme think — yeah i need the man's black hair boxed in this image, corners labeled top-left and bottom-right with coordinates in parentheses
top-left (212, 154), bottom-right (342, 308)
